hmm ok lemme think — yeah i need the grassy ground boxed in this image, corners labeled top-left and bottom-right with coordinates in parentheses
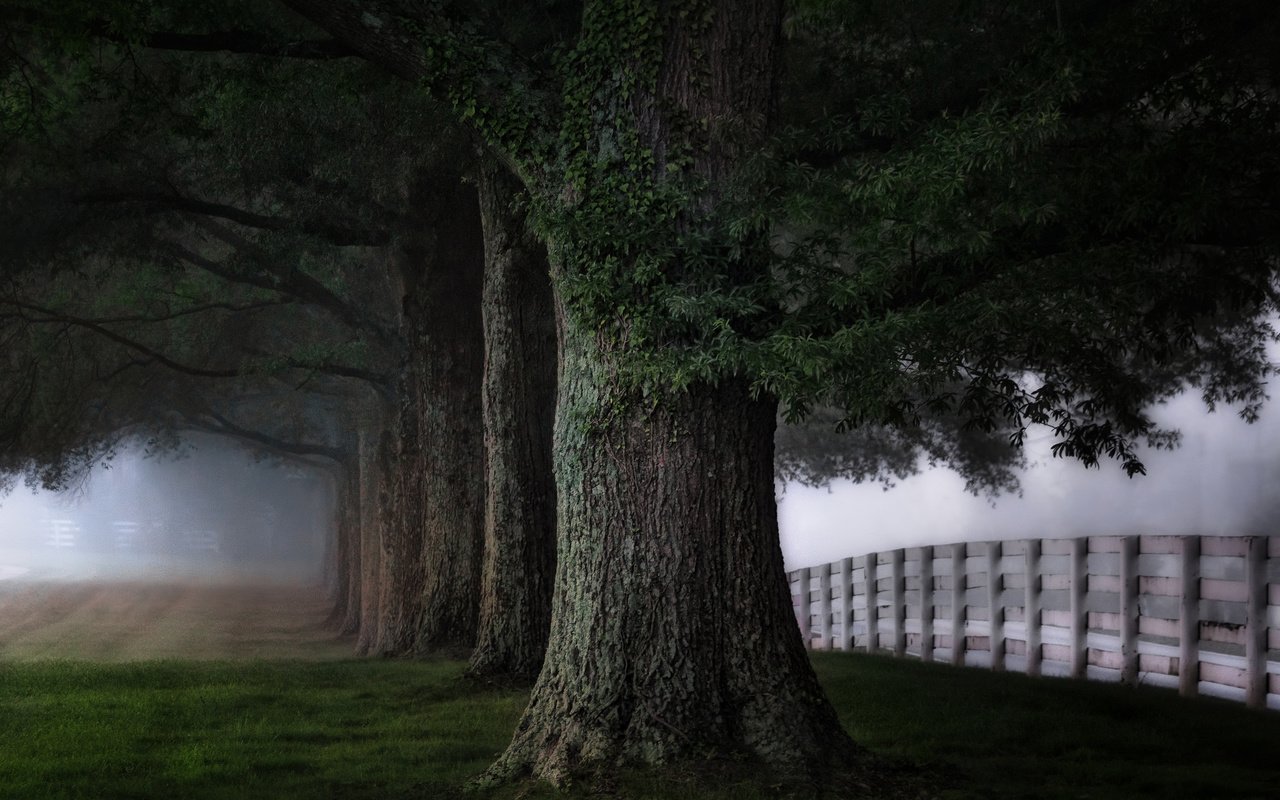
top-left (1, 653), bottom-right (1277, 799)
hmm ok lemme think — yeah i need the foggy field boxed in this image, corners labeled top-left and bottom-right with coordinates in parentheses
top-left (0, 580), bottom-right (348, 662)
top-left (1, 580), bottom-right (1278, 799)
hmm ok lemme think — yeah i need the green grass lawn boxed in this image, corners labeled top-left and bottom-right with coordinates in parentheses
top-left (1, 653), bottom-right (1276, 799)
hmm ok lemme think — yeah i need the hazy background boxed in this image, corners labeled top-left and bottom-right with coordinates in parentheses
top-left (0, 434), bottom-right (332, 584)
top-left (778, 390), bottom-right (1280, 569)
top-left (0, 391), bottom-right (1276, 582)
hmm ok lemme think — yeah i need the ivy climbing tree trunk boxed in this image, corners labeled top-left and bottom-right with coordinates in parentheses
top-left (486, 316), bottom-right (855, 782)
top-left (486, 0), bottom-right (855, 781)
top-left (470, 157), bottom-right (558, 678)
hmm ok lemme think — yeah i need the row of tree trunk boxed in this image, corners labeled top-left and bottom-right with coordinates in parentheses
top-left (325, 161), bottom-right (559, 679)
top-left (316, 152), bottom-right (855, 783)
top-left (302, 2), bottom-right (854, 782)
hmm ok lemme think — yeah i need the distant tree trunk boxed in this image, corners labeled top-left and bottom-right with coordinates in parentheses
top-left (355, 424), bottom-right (385, 655)
top-left (469, 157), bottom-right (558, 679)
top-left (373, 178), bottom-right (487, 655)
top-left (325, 464), bottom-right (361, 635)
top-left (374, 421), bottom-right (421, 654)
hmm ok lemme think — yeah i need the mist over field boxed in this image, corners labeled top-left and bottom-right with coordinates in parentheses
top-left (3, 393), bottom-right (1277, 581)
top-left (0, 390), bottom-right (1275, 585)
top-left (0, 435), bottom-right (332, 585)
top-left (778, 391), bottom-right (1280, 570)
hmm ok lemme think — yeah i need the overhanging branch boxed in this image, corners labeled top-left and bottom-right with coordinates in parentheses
top-left (1, 299), bottom-right (243, 379)
top-left (188, 409), bottom-right (348, 464)
top-left (76, 190), bottom-right (390, 248)
top-left (283, 0), bottom-right (555, 180)
top-left (2, 7), bottom-right (360, 61)
top-left (163, 236), bottom-right (398, 350)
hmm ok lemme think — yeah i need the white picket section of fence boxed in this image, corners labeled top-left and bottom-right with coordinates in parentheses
top-left (789, 535), bottom-right (1280, 710)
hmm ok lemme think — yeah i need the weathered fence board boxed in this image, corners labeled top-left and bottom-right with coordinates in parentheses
top-left (791, 534), bottom-right (1278, 711)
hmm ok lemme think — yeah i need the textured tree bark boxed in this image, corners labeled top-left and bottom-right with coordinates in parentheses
top-left (354, 424), bottom-right (386, 655)
top-left (411, 184), bottom-right (486, 653)
top-left (469, 158), bottom-right (558, 678)
top-left (487, 1), bottom-right (855, 780)
top-left (487, 320), bottom-right (855, 783)
top-left (373, 422), bottom-right (421, 654)
top-left (373, 179), bottom-right (487, 656)
top-left (326, 463), bottom-right (361, 636)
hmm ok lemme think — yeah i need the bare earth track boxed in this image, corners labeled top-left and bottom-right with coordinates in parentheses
top-left (0, 578), bottom-right (351, 661)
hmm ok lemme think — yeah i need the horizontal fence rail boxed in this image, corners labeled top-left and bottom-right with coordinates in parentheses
top-left (788, 535), bottom-right (1280, 710)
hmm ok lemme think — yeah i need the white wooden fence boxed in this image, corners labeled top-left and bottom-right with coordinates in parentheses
top-left (788, 535), bottom-right (1280, 710)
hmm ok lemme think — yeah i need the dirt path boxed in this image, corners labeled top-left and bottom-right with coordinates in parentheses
top-left (0, 578), bottom-right (353, 661)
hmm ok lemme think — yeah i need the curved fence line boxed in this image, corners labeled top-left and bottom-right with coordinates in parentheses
top-left (787, 535), bottom-right (1280, 710)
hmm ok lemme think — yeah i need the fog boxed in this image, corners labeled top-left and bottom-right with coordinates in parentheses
top-left (0, 434), bottom-right (332, 584)
top-left (778, 390), bottom-right (1280, 570)
top-left (1, 393), bottom-right (1276, 583)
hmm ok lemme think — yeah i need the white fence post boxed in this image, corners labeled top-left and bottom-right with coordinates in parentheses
top-left (1024, 538), bottom-right (1042, 677)
top-left (797, 566), bottom-right (811, 649)
top-left (1120, 535), bottom-right (1139, 686)
top-left (892, 548), bottom-right (906, 657)
top-left (1179, 536), bottom-right (1200, 698)
top-left (864, 552), bottom-right (878, 653)
top-left (793, 532), bottom-right (1272, 710)
top-left (987, 540), bottom-right (1005, 672)
top-left (951, 543), bottom-right (966, 666)
top-left (1070, 537), bottom-right (1088, 679)
top-left (920, 546), bottom-right (934, 662)
top-left (1245, 536), bottom-right (1268, 708)
top-left (818, 562), bottom-right (833, 651)
top-left (839, 557), bottom-right (854, 651)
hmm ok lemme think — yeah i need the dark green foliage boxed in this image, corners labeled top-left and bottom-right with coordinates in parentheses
top-left (0, 0), bottom-right (466, 485)
top-left (327, 0), bottom-right (1280, 481)
top-left (9, 0), bottom-right (1278, 484)
top-left (775, 406), bottom-right (1026, 495)
top-left (718, 0), bottom-right (1280, 476)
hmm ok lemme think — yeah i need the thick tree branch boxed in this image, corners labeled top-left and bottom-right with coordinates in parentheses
top-left (76, 190), bottom-right (390, 247)
top-left (129, 29), bottom-right (358, 60)
top-left (1, 299), bottom-right (390, 392)
top-left (238, 345), bottom-right (391, 390)
top-left (186, 409), bottom-right (348, 464)
top-left (1, 7), bottom-right (359, 60)
top-left (162, 239), bottom-right (397, 349)
top-left (56, 298), bottom-right (295, 326)
top-left (1, 299), bottom-right (243, 379)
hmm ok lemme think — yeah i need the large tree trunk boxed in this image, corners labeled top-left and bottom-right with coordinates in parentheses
top-left (488, 321), bottom-right (854, 783)
top-left (470, 158), bottom-right (558, 679)
top-left (488, 0), bottom-right (856, 780)
top-left (373, 178), bottom-right (487, 656)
